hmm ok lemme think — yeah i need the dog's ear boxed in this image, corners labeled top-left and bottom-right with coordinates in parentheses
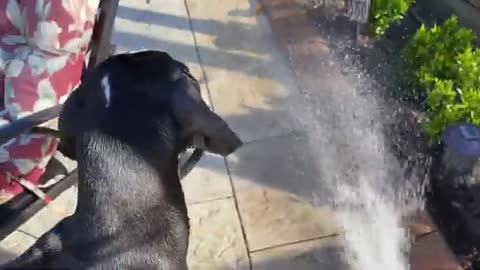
top-left (170, 77), bottom-right (243, 156)
top-left (57, 80), bottom-right (102, 160)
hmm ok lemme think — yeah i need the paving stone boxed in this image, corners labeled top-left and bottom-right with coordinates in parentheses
top-left (1, 184), bottom-right (244, 268)
top-left (0, 186), bottom-right (77, 262)
top-left (0, 231), bottom-right (36, 263)
top-left (410, 232), bottom-right (462, 270)
top-left (187, 198), bottom-right (249, 270)
top-left (1, 191), bottom-right (251, 269)
top-left (113, 0), bottom-right (197, 66)
top-left (182, 152), bottom-right (233, 204)
top-left (250, 236), bottom-right (348, 270)
top-left (228, 133), bottom-right (340, 251)
top-left (402, 210), bottom-right (438, 240)
top-left (185, 0), bottom-right (303, 143)
top-left (9, 186), bottom-right (77, 239)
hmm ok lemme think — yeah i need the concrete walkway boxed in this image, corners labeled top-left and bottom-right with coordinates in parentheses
top-left (0, 1), bottom-right (346, 269)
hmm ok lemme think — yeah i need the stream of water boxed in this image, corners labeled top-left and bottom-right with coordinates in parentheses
top-left (289, 45), bottom-right (425, 269)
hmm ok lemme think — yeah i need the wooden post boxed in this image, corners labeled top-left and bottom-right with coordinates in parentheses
top-left (345, 0), bottom-right (371, 44)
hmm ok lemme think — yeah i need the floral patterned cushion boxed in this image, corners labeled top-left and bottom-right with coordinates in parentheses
top-left (0, 0), bottom-right (99, 204)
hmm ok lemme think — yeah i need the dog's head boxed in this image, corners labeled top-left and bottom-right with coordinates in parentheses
top-left (60, 50), bottom-right (242, 158)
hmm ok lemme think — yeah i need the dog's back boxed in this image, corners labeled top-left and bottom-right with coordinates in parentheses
top-left (54, 132), bottom-right (189, 269)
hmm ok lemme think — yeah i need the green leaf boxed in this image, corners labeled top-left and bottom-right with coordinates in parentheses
top-left (371, 0), bottom-right (416, 37)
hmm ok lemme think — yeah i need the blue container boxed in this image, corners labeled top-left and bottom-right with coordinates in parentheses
top-left (441, 122), bottom-right (480, 157)
top-left (441, 123), bottom-right (480, 177)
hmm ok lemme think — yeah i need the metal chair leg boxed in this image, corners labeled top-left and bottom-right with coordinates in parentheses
top-left (87, 0), bottom-right (120, 69)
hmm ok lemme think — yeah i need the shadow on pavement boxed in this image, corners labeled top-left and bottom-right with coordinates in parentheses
top-left (227, 0), bottom-right (258, 18)
top-left (233, 244), bottom-right (348, 270)
top-left (191, 94), bottom-right (336, 206)
top-left (116, 5), bottom-right (273, 54)
top-left (0, 248), bottom-right (15, 263)
top-left (112, 30), bottom-right (277, 80)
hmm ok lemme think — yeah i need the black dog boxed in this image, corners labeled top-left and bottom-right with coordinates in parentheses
top-left (0, 51), bottom-right (242, 269)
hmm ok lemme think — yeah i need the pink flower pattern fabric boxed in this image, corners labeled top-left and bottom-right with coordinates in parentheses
top-left (0, 0), bottom-right (99, 204)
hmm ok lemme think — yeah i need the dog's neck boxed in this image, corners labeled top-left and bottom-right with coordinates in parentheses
top-left (74, 129), bottom-right (183, 226)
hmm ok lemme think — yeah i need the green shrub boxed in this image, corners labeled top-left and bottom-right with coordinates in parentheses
top-left (403, 17), bottom-right (474, 87)
top-left (403, 16), bottom-right (480, 141)
top-left (424, 79), bottom-right (480, 140)
top-left (371, 0), bottom-right (415, 36)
